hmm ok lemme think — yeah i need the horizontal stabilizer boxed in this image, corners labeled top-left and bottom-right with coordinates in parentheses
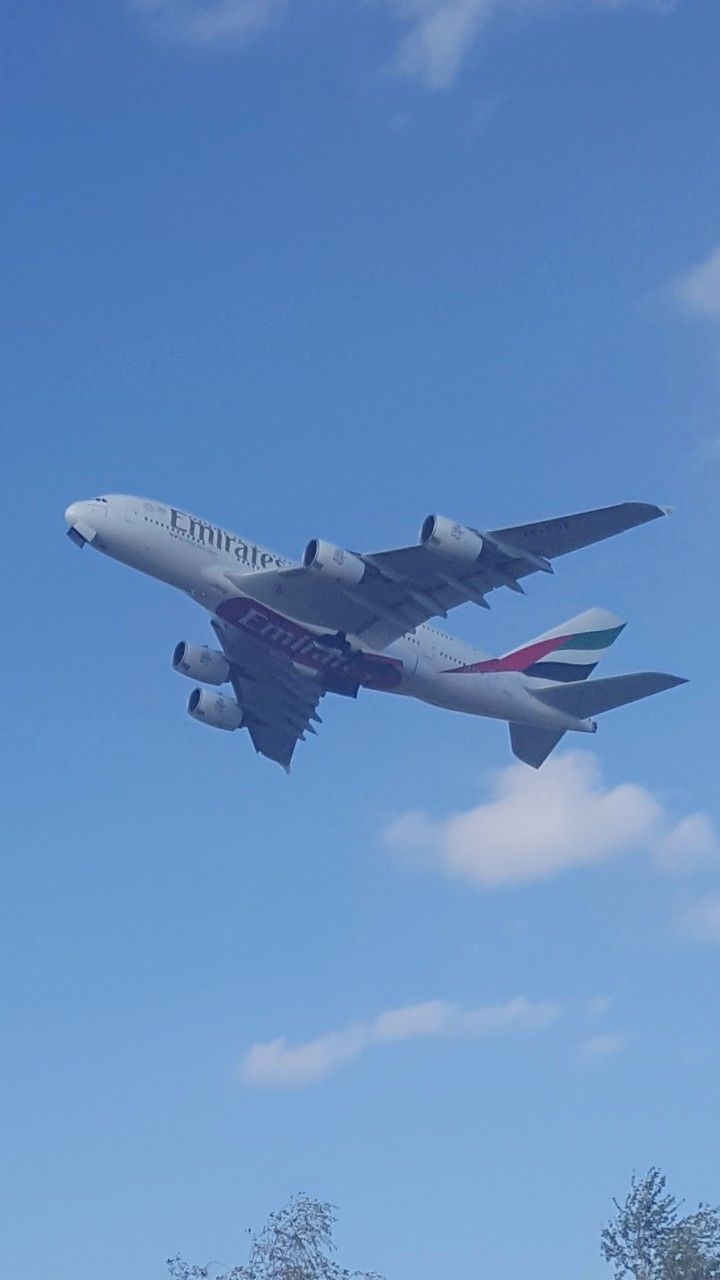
top-left (532, 672), bottom-right (687, 720)
top-left (510, 723), bottom-right (565, 768)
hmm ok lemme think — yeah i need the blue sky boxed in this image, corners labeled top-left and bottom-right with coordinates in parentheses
top-left (3, 1), bottom-right (720, 1276)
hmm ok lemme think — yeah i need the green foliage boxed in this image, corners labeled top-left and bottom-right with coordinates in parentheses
top-left (602, 1170), bottom-right (720, 1280)
top-left (663, 1208), bottom-right (720, 1280)
top-left (167, 1195), bottom-right (382, 1280)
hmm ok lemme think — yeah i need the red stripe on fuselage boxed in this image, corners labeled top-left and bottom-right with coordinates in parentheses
top-left (444, 633), bottom-right (574, 675)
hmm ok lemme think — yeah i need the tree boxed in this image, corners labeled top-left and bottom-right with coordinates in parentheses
top-left (167, 1195), bottom-right (382, 1280)
top-left (602, 1169), bottom-right (720, 1280)
top-left (663, 1209), bottom-right (720, 1280)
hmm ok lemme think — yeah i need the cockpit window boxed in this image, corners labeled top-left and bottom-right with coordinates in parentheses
top-left (93, 497), bottom-right (108, 503)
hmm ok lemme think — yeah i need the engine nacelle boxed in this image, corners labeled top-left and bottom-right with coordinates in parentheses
top-left (172, 642), bottom-right (230, 686)
top-left (419, 514), bottom-right (484, 566)
top-left (187, 687), bottom-right (244, 731)
top-left (302, 538), bottom-right (365, 586)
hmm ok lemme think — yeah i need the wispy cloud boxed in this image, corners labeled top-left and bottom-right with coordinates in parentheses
top-left (132, 0), bottom-right (287, 46)
top-left (383, 752), bottom-right (718, 889)
top-left (671, 245), bottom-right (720, 321)
top-left (131, 0), bottom-right (677, 88)
top-left (585, 995), bottom-right (613, 1020)
top-left (389, 0), bottom-right (500, 91)
top-left (677, 893), bottom-right (720, 945)
top-left (666, 244), bottom-right (720, 457)
top-left (578, 1030), bottom-right (625, 1061)
top-left (390, 0), bottom-right (676, 89)
top-left (239, 995), bottom-right (561, 1086)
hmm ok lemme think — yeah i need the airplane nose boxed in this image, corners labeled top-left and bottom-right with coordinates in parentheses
top-left (65, 502), bottom-right (80, 526)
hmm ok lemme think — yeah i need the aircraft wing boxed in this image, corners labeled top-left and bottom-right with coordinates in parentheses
top-left (211, 616), bottom-right (324, 770)
top-left (226, 502), bottom-right (666, 650)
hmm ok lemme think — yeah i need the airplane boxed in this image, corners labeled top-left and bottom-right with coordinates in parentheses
top-left (64, 495), bottom-right (685, 771)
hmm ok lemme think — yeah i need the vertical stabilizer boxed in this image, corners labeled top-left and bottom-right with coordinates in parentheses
top-left (498, 607), bottom-right (626, 683)
top-left (509, 724), bottom-right (566, 768)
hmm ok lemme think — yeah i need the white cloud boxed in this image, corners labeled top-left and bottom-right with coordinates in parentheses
top-left (578, 1030), bottom-right (625, 1060)
top-left (677, 894), bottom-right (720, 945)
top-left (239, 995), bottom-right (561, 1086)
top-left (383, 751), bottom-right (718, 889)
top-left (653, 813), bottom-right (719, 874)
top-left (132, 0), bottom-right (287, 45)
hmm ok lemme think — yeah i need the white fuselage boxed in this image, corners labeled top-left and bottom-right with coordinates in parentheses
top-left (64, 494), bottom-right (596, 735)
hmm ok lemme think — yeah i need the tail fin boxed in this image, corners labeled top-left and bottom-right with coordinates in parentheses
top-left (509, 724), bottom-right (566, 768)
top-left (492, 607), bottom-right (626, 683)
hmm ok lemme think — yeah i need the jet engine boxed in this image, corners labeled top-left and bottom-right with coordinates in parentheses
top-left (419, 514), bottom-right (484, 565)
top-left (187, 687), bottom-right (244, 731)
top-left (172, 642), bottom-right (230, 685)
top-left (302, 538), bottom-right (365, 586)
